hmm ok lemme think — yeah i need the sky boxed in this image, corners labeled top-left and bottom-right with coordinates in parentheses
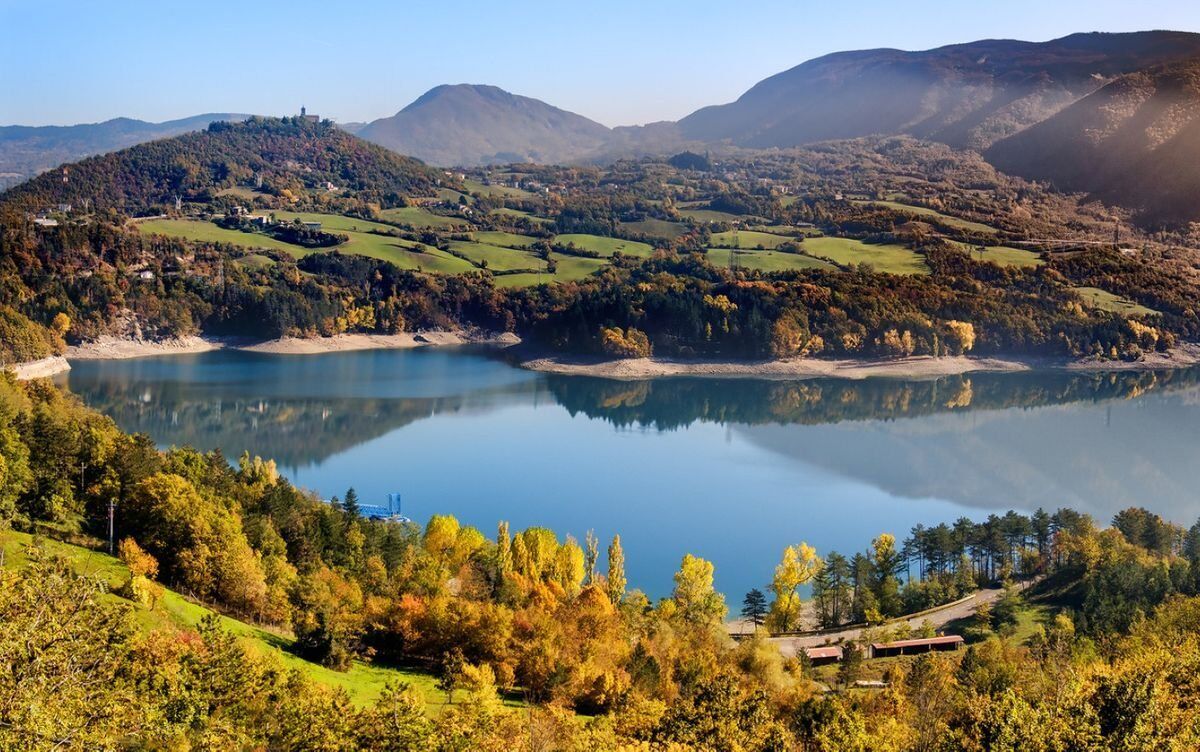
top-left (3, 0), bottom-right (1200, 128)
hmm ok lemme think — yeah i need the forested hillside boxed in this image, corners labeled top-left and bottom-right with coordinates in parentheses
top-left (2, 117), bottom-right (447, 214)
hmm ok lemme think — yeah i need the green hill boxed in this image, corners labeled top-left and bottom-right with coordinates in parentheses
top-left (2, 116), bottom-right (447, 214)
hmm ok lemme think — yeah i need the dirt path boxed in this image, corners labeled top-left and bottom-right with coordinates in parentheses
top-left (768, 585), bottom-right (1014, 658)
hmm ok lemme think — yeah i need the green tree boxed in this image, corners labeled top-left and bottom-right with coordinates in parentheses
top-left (741, 588), bottom-right (768, 629)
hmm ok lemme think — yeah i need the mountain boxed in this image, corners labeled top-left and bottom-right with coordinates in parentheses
top-left (2, 116), bottom-right (445, 214)
top-left (986, 58), bottom-right (1200, 225)
top-left (356, 84), bottom-right (614, 167)
top-left (677, 31), bottom-right (1200, 151)
top-left (0, 113), bottom-right (247, 181)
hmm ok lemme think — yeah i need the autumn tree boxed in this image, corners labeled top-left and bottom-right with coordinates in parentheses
top-left (767, 542), bottom-right (822, 632)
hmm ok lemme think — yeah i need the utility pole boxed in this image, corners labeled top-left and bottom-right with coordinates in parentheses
top-left (108, 498), bottom-right (116, 555)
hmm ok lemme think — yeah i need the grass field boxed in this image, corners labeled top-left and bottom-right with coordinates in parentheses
top-left (619, 218), bottom-right (690, 240)
top-left (447, 241), bottom-right (547, 272)
top-left (952, 242), bottom-right (1044, 268)
top-left (0, 530), bottom-right (445, 709)
top-left (858, 200), bottom-right (997, 235)
top-left (1074, 286), bottom-right (1159, 316)
top-left (137, 218), bottom-right (305, 253)
top-left (462, 178), bottom-right (534, 199)
top-left (262, 212), bottom-right (476, 273)
top-left (679, 208), bottom-right (757, 224)
top-left (706, 248), bottom-right (836, 272)
top-left (802, 236), bottom-right (929, 275)
top-left (377, 206), bottom-right (472, 230)
top-left (495, 253), bottom-right (608, 288)
top-left (491, 207), bottom-right (551, 224)
top-left (234, 253), bottom-right (276, 270)
top-left (470, 230), bottom-right (540, 249)
top-left (709, 230), bottom-right (798, 250)
top-left (555, 234), bottom-right (654, 258)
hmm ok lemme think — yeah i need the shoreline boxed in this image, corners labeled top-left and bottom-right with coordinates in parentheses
top-left (517, 342), bottom-right (1200, 381)
top-left (13, 334), bottom-right (1200, 382)
top-left (62, 331), bottom-right (520, 362)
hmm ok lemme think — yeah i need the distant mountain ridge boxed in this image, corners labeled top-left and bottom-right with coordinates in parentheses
top-left (356, 84), bottom-right (614, 167)
top-left (0, 113), bottom-right (247, 179)
top-left (677, 31), bottom-right (1200, 150)
top-left (986, 57), bottom-right (1200, 225)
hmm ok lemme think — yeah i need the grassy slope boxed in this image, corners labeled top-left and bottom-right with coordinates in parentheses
top-left (951, 242), bottom-right (1044, 268)
top-left (802, 236), bottom-right (929, 275)
top-left (137, 219), bottom-right (305, 254)
top-left (447, 241), bottom-right (547, 272)
top-left (620, 218), bottom-right (689, 239)
top-left (555, 234), bottom-right (654, 258)
top-left (1074, 286), bottom-right (1159, 316)
top-left (377, 206), bottom-right (471, 230)
top-left (858, 200), bottom-right (998, 235)
top-left (709, 230), bottom-right (798, 250)
top-left (706, 248), bottom-right (836, 272)
top-left (470, 230), bottom-right (540, 249)
top-left (0, 529), bottom-right (443, 709)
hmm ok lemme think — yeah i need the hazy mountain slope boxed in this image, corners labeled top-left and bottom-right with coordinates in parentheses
top-left (677, 31), bottom-right (1200, 151)
top-left (0, 113), bottom-right (246, 178)
top-left (2, 116), bottom-right (445, 213)
top-left (357, 84), bottom-right (613, 167)
top-left (986, 59), bottom-right (1200, 224)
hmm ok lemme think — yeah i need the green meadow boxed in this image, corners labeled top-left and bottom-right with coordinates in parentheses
top-left (447, 241), bottom-right (547, 272)
top-left (555, 233), bottom-right (654, 257)
top-left (858, 200), bottom-right (998, 235)
top-left (377, 206), bottom-right (471, 229)
top-left (137, 218), bottom-right (304, 253)
top-left (619, 218), bottom-right (690, 240)
top-left (802, 236), bottom-right (929, 275)
top-left (706, 248), bottom-right (836, 273)
top-left (1074, 286), bottom-right (1158, 316)
top-left (709, 230), bottom-right (797, 250)
top-left (470, 230), bottom-right (540, 248)
top-left (953, 242), bottom-right (1044, 268)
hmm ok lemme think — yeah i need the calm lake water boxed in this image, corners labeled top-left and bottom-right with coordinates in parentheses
top-left (62, 348), bottom-right (1200, 599)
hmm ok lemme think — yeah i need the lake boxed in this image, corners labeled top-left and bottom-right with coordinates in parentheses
top-left (62, 347), bottom-right (1200, 599)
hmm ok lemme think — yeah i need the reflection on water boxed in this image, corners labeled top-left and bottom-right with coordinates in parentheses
top-left (64, 348), bottom-right (1200, 597)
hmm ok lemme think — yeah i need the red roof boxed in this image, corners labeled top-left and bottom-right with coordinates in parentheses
top-left (870, 635), bottom-right (964, 650)
top-left (804, 646), bottom-right (844, 659)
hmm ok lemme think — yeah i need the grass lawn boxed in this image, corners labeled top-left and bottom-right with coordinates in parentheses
top-left (555, 233), bottom-right (654, 258)
top-left (858, 200), bottom-right (997, 235)
top-left (377, 206), bottom-right (472, 230)
top-left (619, 218), bottom-right (690, 240)
top-left (953, 242), bottom-right (1044, 268)
top-left (471, 230), bottom-right (540, 249)
top-left (802, 236), bottom-right (929, 275)
top-left (273, 211), bottom-right (396, 235)
top-left (1074, 286), bottom-right (1159, 316)
top-left (491, 207), bottom-right (551, 224)
top-left (0, 530), bottom-right (444, 709)
top-left (706, 248), bottom-right (836, 273)
top-left (447, 241), bottom-right (547, 272)
top-left (137, 218), bottom-right (305, 253)
top-left (710, 230), bottom-right (798, 250)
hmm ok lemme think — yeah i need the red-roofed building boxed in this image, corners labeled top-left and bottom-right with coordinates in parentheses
top-left (869, 635), bottom-right (964, 659)
top-left (803, 646), bottom-right (844, 665)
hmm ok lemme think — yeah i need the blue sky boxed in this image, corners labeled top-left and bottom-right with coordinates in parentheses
top-left (3, 0), bottom-right (1199, 127)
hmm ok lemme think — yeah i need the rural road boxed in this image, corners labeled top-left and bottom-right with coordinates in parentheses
top-left (763, 585), bottom-right (1015, 658)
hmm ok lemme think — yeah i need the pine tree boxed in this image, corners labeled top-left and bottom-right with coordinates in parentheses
top-left (342, 487), bottom-right (360, 518)
top-left (741, 588), bottom-right (768, 628)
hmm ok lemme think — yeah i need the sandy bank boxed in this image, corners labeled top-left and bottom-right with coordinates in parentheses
top-left (65, 331), bottom-right (521, 361)
top-left (521, 343), bottom-right (1200, 381)
top-left (8, 356), bottom-right (71, 380)
top-left (67, 335), bottom-right (220, 360)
